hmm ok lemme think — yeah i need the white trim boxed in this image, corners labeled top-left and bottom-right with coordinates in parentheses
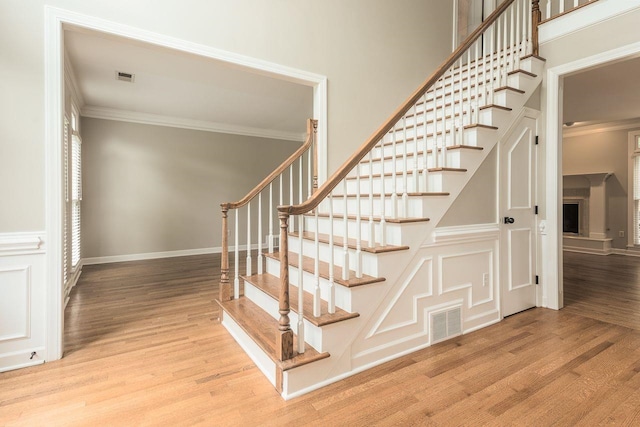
top-left (628, 130), bottom-right (640, 247)
top-left (612, 248), bottom-right (640, 257)
top-left (563, 247), bottom-right (612, 256)
top-left (82, 244), bottom-right (259, 265)
top-left (544, 39), bottom-right (640, 313)
top-left (81, 105), bottom-right (307, 142)
top-left (63, 50), bottom-right (85, 110)
top-left (0, 232), bottom-right (44, 255)
top-left (563, 118), bottom-right (640, 138)
top-left (433, 223), bottom-right (500, 243)
top-left (45, 6), bottom-right (329, 361)
top-left (539, 0), bottom-right (640, 45)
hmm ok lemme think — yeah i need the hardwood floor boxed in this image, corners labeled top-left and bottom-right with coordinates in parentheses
top-left (564, 251), bottom-right (640, 330)
top-left (2, 253), bottom-right (640, 425)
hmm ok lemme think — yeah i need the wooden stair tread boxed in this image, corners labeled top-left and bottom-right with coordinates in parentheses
top-left (308, 212), bottom-right (431, 224)
top-left (464, 123), bottom-right (498, 130)
top-left (333, 191), bottom-right (449, 198)
top-left (361, 145), bottom-right (483, 164)
top-left (508, 69), bottom-right (536, 78)
top-left (479, 104), bottom-right (512, 111)
top-left (241, 273), bottom-right (359, 327)
top-left (290, 231), bottom-right (409, 254)
top-left (217, 297), bottom-right (330, 371)
top-left (347, 169), bottom-right (465, 180)
top-left (494, 86), bottom-right (525, 94)
top-left (521, 54), bottom-right (546, 62)
top-left (265, 252), bottom-right (386, 288)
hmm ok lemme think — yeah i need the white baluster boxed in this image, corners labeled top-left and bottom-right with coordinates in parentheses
top-left (299, 156), bottom-right (303, 210)
top-left (515, 0), bottom-right (522, 69)
top-left (368, 151), bottom-right (375, 247)
top-left (378, 140), bottom-right (387, 246)
top-left (328, 193), bottom-right (335, 313)
top-left (510, 2), bottom-right (516, 72)
top-left (422, 94), bottom-right (429, 192)
top-left (258, 192), bottom-right (263, 275)
top-left (490, 22), bottom-right (496, 104)
top-left (458, 58), bottom-right (464, 131)
top-left (313, 210), bottom-right (321, 317)
top-left (391, 128), bottom-right (398, 218)
top-left (246, 202), bottom-right (252, 277)
top-left (496, 17), bottom-right (502, 89)
top-left (503, 14), bottom-right (508, 83)
top-left (342, 179), bottom-right (349, 281)
top-left (298, 212), bottom-right (304, 353)
top-left (413, 105), bottom-right (419, 192)
top-left (234, 209), bottom-right (239, 298)
top-left (268, 182), bottom-right (274, 253)
top-left (574, 0), bottom-right (579, 8)
top-left (545, 0), bottom-right (551, 24)
top-left (289, 165), bottom-right (294, 232)
top-left (401, 116), bottom-right (408, 217)
top-left (308, 149), bottom-right (312, 200)
top-left (355, 163), bottom-right (362, 278)
top-left (559, 0), bottom-right (565, 14)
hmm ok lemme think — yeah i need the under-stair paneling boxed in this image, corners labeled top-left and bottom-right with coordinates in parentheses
top-left (350, 227), bottom-right (499, 368)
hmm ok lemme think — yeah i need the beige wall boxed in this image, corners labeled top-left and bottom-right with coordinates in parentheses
top-left (0, 0), bottom-right (453, 233)
top-left (438, 147), bottom-right (497, 227)
top-left (81, 117), bottom-right (302, 258)
top-left (562, 127), bottom-right (639, 249)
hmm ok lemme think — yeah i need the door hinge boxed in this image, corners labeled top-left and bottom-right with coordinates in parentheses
top-left (535, 205), bottom-right (539, 215)
top-left (535, 135), bottom-right (539, 145)
top-left (535, 275), bottom-right (539, 285)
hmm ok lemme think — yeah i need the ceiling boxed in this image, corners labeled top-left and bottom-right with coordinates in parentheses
top-left (563, 55), bottom-right (640, 126)
top-left (64, 27), bottom-right (313, 141)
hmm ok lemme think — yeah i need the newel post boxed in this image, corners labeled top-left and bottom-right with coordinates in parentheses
top-left (276, 211), bottom-right (294, 361)
top-left (311, 119), bottom-right (319, 194)
top-left (532, 0), bottom-right (541, 56)
top-left (219, 204), bottom-right (231, 302)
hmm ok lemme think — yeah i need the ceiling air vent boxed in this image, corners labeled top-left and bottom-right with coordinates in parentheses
top-left (115, 71), bottom-right (135, 83)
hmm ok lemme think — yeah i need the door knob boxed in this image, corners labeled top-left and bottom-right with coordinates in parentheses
top-left (504, 216), bottom-right (515, 224)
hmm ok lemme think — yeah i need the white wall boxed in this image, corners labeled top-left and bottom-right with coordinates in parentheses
top-left (0, 0), bottom-right (453, 233)
top-left (81, 117), bottom-right (302, 259)
top-left (437, 147), bottom-right (497, 227)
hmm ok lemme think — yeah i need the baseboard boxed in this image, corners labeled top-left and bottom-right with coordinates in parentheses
top-left (611, 248), bottom-right (640, 258)
top-left (563, 246), bottom-right (613, 256)
top-left (83, 244), bottom-right (260, 265)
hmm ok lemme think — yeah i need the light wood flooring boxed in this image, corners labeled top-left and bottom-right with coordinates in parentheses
top-left (2, 252), bottom-right (640, 425)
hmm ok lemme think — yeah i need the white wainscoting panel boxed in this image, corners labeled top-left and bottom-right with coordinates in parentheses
top-left (0, 266), bottom-right (31, 341)
top-left (351, 225), bottom-right (500, 368)
top-left (0, 232), bottom-right (46, 372)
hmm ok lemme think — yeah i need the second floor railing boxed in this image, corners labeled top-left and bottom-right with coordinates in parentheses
top-left (540, 0), bottom-right (598, 22)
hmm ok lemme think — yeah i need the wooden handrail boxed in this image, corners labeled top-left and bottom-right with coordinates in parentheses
top-left (222, 118), bottom-right (317, 210)
top-left (279, 0), bottom-right (516, 217)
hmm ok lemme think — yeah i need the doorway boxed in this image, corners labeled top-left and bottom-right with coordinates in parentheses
top-left (44, 7), bottom-right (328, 362)
top-left (501, 115), bottom-right (538, 317)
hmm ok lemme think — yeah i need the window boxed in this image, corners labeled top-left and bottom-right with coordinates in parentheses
top-left (70, 105), bottom-right (82, 270)
top-left (634, 135), bottom-right (640, 245)
top-left (63, 116), bottom-right (70, 284)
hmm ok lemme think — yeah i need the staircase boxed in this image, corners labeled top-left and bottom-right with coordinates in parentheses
top-left (218, 0), bottom-right (546, 399)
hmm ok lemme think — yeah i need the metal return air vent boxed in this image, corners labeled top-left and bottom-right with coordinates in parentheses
top-left (115, 71), bottom-right (135, 83)
top-left (430, 306), bottom-right (462, 344)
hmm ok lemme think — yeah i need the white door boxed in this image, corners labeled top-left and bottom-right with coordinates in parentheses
top-left (501, 116), bottom-right (537, 317)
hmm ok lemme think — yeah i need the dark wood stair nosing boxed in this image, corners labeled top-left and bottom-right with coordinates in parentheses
top-left (264, 251), bottom-right (386, 288)
top-left (217, 297), bottom-right (330, 372)
top-left (241, 272), bottom-right (360, 327)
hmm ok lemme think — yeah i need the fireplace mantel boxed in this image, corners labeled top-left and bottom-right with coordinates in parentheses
top-left (562, 172), bottom-right (614, 254)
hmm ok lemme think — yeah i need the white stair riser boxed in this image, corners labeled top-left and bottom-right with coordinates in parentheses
top-left (357, 148), bottom-right (480, 177)
top-left (264, 256), bottom-right (353, 311)
top-left (303, 216), bottom-right (406, 246)
top-left (329, 192), bottom-right (454, 218)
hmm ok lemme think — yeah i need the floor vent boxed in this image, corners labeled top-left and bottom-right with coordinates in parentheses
top-left (430, 306), bottom-right (462, 344)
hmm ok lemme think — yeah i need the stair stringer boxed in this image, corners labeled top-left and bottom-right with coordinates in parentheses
top-left (278, 70), bottom-right (543, 399)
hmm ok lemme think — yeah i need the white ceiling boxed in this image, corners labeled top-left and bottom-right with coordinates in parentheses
top-left (563, 56), bottom-right (640, 125)
top-left (64, 27), bottom-right (313, 141)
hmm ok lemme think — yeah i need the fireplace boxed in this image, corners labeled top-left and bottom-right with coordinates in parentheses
top-left (563, 203), bottom-right (579, 234)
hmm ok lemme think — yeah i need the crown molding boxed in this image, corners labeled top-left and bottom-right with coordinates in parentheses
top-left (81, 105), bottom-right (306, 142)
top-left (563, 117), bottom-right (640, 138)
